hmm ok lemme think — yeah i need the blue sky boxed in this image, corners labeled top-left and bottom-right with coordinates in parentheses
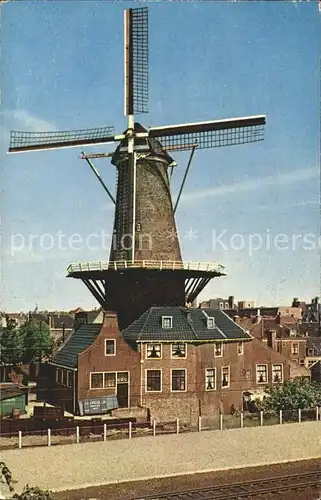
top-left (1, 1), bottom-right (320, 312)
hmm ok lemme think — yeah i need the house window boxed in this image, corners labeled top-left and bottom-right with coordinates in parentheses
top-left (308, 348), bottom-right (313, 356)
top-left (90, 372), bottom-right (104, 389)
top-left (237, 341), bottom-right (244, 355)
top-left (256, 364), bottom-right (268, 384)
top-left (272, 364), bottom-right (283, 383)
top-left (162, 316), bottom-right (172, 329)
top-left (214, 342), bottom-right (223, 357)
top-left (221, 366), bottom-right (230, 388)
top-left (225, 302), bottom-right (229, 309)
top-left (67, 371), bottom-right (72, 387)
top-left (299, 359), bottom-right (305, 366)
top-left (207, 317), bottom-right (215, 329)
top-left (104, 372), bottom-right (116, 388)
top-left (171, 369), bottom-right (186, 391)
top-left (219, 302), bottom-right (224, 309)
top-left (205, 368), bottom-right (216, 391)
top-left (146, 370), bottom-right (162, 392)
top-left (136, 222), bottom-right (142, 231)
top-left (56, 368), bottom-right (62, 384)
top-left (292, 343), bottom-right (298, 355)
top-left (171, 343), bottom-right (186, 358)
top-left (146, 343), bottom-right (162, 359)
top-left (62, 370), bottom-right (67, 386)
top-left (117, 372), bottom-right (129, 383)
top-left (105, 339), bottom-right (116, 356)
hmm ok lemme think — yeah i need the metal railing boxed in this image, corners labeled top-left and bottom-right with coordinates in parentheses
top-left (67, 260), bottom-right (226, 274)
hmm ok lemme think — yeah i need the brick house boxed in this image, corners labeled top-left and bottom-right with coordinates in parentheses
top-left (45, 307), bottom-right (296, 423)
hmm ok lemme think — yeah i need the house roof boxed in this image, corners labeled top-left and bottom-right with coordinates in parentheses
top-left (122, 307), bottom-right (251, 343)
top-left (51, 323), bottom-right (102, 369)
top-left (307, 337), bottom-right (321, 354)
top-left (0, 384), bottom-right (26, 401)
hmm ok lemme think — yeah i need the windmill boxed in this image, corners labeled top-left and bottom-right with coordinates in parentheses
top-left (8, 7), bottom-right (266, 329)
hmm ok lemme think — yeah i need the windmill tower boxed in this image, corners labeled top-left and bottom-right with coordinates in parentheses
top-left (8, 7), bottom-right (266, 329)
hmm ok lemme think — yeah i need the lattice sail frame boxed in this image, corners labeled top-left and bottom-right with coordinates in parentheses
top-left (9, 126), bottom-right (115, 152)
top-left (149, 116), bottom-right (265, 150)
top-left (124, 7), bottom-right (149, 116)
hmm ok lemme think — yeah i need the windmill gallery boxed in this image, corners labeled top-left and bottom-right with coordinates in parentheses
top-left (7, 7), bottom-right (293, 423)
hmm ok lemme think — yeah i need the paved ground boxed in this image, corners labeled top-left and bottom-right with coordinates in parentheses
top-left (2, 421), bottom-right (321, 495)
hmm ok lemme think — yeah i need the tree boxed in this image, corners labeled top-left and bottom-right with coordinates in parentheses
top-left (255, 378), bottom-right (321, 412)
top-left (0, 462), bottom-right (52, 500)
top-left (0, 326), bottom-right (24, 366)
top-left (20, 320), bottom-right (52, 364)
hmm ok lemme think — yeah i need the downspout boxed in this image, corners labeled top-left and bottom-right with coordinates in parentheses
top-left (140, 342), bottom-right (143, 407)
top-left (73, 369), bottom-right (76, 414)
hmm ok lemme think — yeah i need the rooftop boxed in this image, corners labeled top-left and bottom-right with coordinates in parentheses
top-left (122, 307), bottom-right (251, 343)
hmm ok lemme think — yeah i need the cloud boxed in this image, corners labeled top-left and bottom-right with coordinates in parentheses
top-left (181, 167), bottom-right (319, 203)
top-left (3, 109), bottom-right (58, 133)
top-left (256, 199), bottom-right (319, 211)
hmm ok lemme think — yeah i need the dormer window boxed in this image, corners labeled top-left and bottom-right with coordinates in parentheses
top-left (162, 316), bottom-right (172, 329)
top-left (207, 317), bottom-right (215, 329)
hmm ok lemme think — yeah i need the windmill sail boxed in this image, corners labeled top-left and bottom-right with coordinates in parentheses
top-left (9, 126), bottom-right (116, 153)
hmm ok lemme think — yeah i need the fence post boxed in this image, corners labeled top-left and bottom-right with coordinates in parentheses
top-left (153, 419), bottom-right (156, 436)
top-left (198, 416), bottom-right (202, 432)
top-left (316, 407), bottom-right (319, 421)
top-left (220, 413), bottom-right (223, 430)
top-left (18, 431), bottom-right (22, 449)
top-left (76, 426), bottom-right (80, 444)
top-left (298, 408), bottom-right (301, 423)
top-left (240, 412), bottom-right (244, 428)
top-left (279, 410), bottom-right (283, 425)
top-left (260, 411), bottom-right (263, 426)
top-left (128, 421), bottom-right (132, 439)
top-left (176, 418), bottom-right (180, 434)
top-left (103, 423), bottom-right (107, 442)
top-left (47, 428), bottom-right (51, 447)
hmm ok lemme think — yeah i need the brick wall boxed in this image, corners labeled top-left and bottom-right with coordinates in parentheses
top-left (77, 313), bottom-right (141, 407)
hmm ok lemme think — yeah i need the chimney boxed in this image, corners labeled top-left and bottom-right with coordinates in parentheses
top-left (228, 296), bottom-right (234, 309)
top-left (267, 329), bottom-right (276, 348)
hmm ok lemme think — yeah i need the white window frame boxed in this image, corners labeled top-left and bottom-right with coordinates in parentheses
top-left (105, 339), bottom-right (116, 356)
top-left (170, 368), bottom-right (187, 392)
top-left (104, 372), bottom-right (117, 388)
top-left (272, 364), bottom-right (283, 384)
top-left (219, 302), bottom-right (224, 309)
top-left (145, 369), bottom-right (162, 393)
top-left (171, 342), bottom-right (187, 359)
top-left (214, 342), bottom-right (223, 357)
top-left (256, 364), bottom-right (268, 384)
top-left (291, 342), bottom-right (298, 355)
top-left (225, 302), bottom-right (229, 309)
top-left (221, 366), bottom-right (230, 388)
top-left (205, 368), bottom-right (216, 391)
top-left (56, 368), bottom-right (62, 384)
top-left (237, 341), bottom-right (244, 355)
top-left (89, 371), bottom-right (129, 391)
top-left (162, 316), bottom-right (173, 329)
top-left (207, 317), bottom-right (215, 329)
top-left (146, 343), bottom-right (162, 359)
top-left (90, 372), bottom-right (104, 390)
top-left (66, 370), bottom-right (72, 387)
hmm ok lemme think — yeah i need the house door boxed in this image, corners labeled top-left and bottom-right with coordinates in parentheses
top-left (116, 372), bottom-right (129, 408)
